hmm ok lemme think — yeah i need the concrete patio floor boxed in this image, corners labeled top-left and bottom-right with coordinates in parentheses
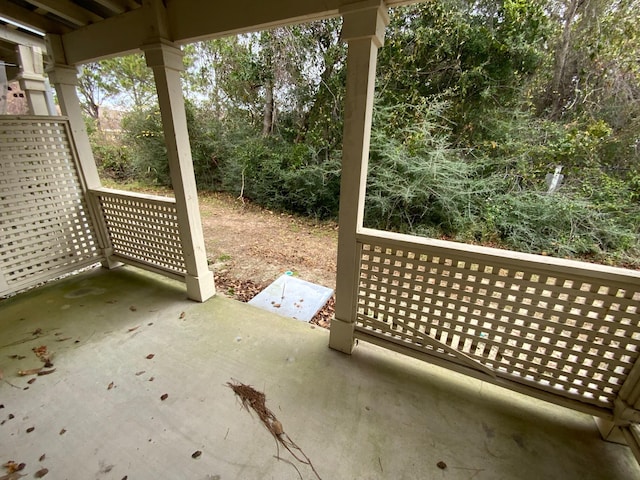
top-left (1, 266), bottom-right (638, 480)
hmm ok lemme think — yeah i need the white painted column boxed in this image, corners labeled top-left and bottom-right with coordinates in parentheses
top-left (329, 2), bottom-right (388, 353)
top-left (45, 34), bottom-right (118, 269)
top-left (16, 45), bottom-right (51, 115)
top-left (143, 39), bottom-right (215, 302)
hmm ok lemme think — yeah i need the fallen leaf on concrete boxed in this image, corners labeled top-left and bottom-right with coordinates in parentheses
top-left (179, 312), bottom-right (185, 319)
top-left (146, 354), bottom-right (155, 360)
top-left (191, 450), bottom-right (201, 459)
top-left (8, 414), bottom-right (14, 419)
top-left (55, 337), bottom-right (72, 342)
top-left (2, 461), bottom-right (25, 473)
top-left (26, 427), bottom-right (34, 433)
top-left (32, 346), bottom-right (48, 362)
top-left (38, 454), bottom-right (45, 462)
top-left (0, 473), bottom-right (26, 480)
top-left (107, 382), bottom-right (114, 390)
top-left (127, 326), bottom-right (139, 333)
top-left (27, 378), bottom-right (36, 385)
top-left (437, 461), bottom-right (447, 470)
top-left (129, 306), bottom-right (137, 312)
top-left (17, 368), bottom-right (42, 376)
top-left (32, 328), bottom-right (42, 336)
top-left (148, 377), bottom-right (155, 382)
top-left (34, 468), bottom-right (48, 478)
top-left (135, 371), bottom-right (145, 376)
top-left (37, 369), bottom-right (56, 376)
top-left (160, 393), bottom-right (168, 401)
top-left (59, 428), bottom-right (66, 435)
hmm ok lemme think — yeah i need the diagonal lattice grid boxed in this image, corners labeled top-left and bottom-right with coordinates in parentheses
top-left (0, 117), bottom-right (100, 294)
top-left (356, 236), bottom-right (640, 409)
top-left (96, 191), bottom-right (186, 276)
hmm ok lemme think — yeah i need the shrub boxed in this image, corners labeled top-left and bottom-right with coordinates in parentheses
top-left (485, 191), bottom-right (639, 262)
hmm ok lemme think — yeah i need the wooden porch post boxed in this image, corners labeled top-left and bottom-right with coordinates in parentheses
top-left (16, 45), bottom-right (53, 116)
top-left (45, 35), bottom-right (118, 268)
top-left (143, 40), bottom-right (215, 302)
top-left (329, 1), bottom-right (388, 353)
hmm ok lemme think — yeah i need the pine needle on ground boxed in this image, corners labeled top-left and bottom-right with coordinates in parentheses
top-left (227, 379), bottom-right (322, 480)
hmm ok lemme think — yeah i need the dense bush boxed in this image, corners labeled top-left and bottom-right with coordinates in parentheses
top-left (220, 134), bottom-right (341, 219)
top-left (120, 106), bottom-right (170, 185)
top-left (94, 97), bottom-right (640, 266)
top-left (485, 192), bottom-right (639, 263)
top-left (87, 0), bottom-right (640, 268)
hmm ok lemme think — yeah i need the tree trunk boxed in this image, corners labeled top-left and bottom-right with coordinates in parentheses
top-left (262, 77), bottom-right (274, 136)
top-left (91, 103), bottom-right (101, 131)
top-left (550, 0), bottom-right (585, 118)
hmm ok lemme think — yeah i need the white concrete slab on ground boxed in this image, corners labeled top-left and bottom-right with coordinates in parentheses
top-left (0, 267), bottom-right (638, 480)
top-left (248, 273), bottom-right (333, 322)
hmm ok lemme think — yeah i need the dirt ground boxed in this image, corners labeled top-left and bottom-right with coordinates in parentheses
top-left (198, 192), bottom-right (338, 326)
top-left (199, 191), bottom-right (338, 291)
top-left (101, 184), bottom-right (339, 325)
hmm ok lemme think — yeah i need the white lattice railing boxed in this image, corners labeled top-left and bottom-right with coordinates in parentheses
top-left (354, 228), bottom-right (640, 417)
top-left (0, 116), bottom-right (101, 296)
top-left (89, 188), bottom-right (187, 280)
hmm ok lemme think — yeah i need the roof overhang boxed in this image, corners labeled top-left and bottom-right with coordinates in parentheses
top-left (0, 0), bottom-right (416, 66)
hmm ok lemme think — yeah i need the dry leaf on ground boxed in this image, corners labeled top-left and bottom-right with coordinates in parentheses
top-left (2, 462), bottom-right (25, 474)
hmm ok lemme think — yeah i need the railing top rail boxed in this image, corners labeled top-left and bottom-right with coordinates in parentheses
top-left (357, 227), bottom-right (640, 285)
top-left (0, 115), bottom-right (69, 122)
top-left (90, 187), bottom-right (177, 206)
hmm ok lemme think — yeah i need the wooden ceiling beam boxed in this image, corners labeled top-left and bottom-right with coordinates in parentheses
top-left (0, 1), bottom-right (71, 34)
top-left (0, 24), bottom-right (45, 47)
top-left (25, 0), bottom-right (103, 26)
top-left (60, 5), bottom-right (147, 63)
top-left (61, 0), bottom-right (420, 64)
top-left (92, 0), bottom-right (126, 15)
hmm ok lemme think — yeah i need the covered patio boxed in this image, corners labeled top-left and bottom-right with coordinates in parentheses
top-left (2, 0), bottom-right (640, 477)
top-left (1, 266), bottom-right (638, 479)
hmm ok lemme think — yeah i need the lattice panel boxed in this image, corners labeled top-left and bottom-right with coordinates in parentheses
top-left (356, 237), bottom-right (640, 409)
top-left (95, 191), bottom-right (186, 276)
top-left (0, 117), bottom-right (100, 294)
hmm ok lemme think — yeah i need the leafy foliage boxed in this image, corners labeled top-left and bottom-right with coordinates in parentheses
top-left (87, 3), bottom-right (640, 267)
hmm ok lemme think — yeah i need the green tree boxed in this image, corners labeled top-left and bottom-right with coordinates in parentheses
top-left (378, 0), bottom-right (550, 145)
top-left (77, 62), bottom-right (118, 129)
top-left (101, 54), bottom-right (156, 110)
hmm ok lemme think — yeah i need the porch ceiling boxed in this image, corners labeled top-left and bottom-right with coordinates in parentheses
top-left (0, 0), bottom-right (415, 65)
top-left (1, 267), bottom-right (638, 479)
